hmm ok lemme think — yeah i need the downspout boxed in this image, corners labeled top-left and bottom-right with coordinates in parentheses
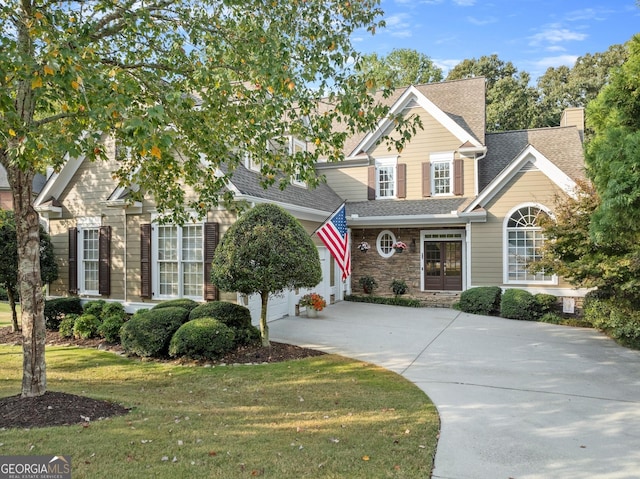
top-left (473, 147), bottom-right (488, 196)
top-left (123, 207), bottom-right (127, 305)
top-left (468, 147), bottom-right (487, 289)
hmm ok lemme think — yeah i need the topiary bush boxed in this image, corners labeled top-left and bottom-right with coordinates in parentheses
top-left (169, 318), bottom-right (236, 360)
top-left (73, 314), bottom-right (101, 339)
top-left (58, 314), bottom-right (79, 338)
top-left (189, 301), bottom-right (257, 345)
top-left (44, 297), bottom-right (83, 330)
top-left (83, 299), bottom-right (107, 318)
top-left (458, 286), bottom-right (502, 316)
top-left (98, 315), bottom-right (126, 343)
top-left (500, 289), bottom-right (538, 321)
top-left (120, 306), bottom-right (190, 357)
top-left (152, 298), bottom-right (200, 312)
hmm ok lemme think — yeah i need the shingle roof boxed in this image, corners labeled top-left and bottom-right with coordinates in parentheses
top-left (480, 126), bottom-right (585, 191)
top-left (347, 197), bottom-right (469, 218)
top-left (229, 164), bottom-right (344, 213)
top-left (335, 78), bottom-right (486, 158)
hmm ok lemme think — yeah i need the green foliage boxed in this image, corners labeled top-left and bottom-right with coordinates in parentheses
top-left (345, 295), bottom-right (422, 308)
top-left (189, 301), bottom-right (258, 345)
top-left (584, 295), bottom-right (640, 347)
top-left (458, 287), bottom-right (502, 316)
top-left (500, 289), bottom-right (538, 321)
top-left (73, 314), bottom-right (101, 340)
top-left (359, 48), bottom-right (443, 88)
top-left (534, 294), bottom-right (558, 315)
top-left (390, 279), bottom-right (407, 297)
top-left (152, 299), bottom-right (200, 312)
top-left (168, 318), bottom-right (236, 360)
top-left (586, 35), bottom-right (640, 246)
top-left (538, 312), bottom-right (564, 324)
top-left (44, 297), bottom-right (83, 330)
top-left (211, 204), bottom-right (322, 346)
top-left (0, 285), bottom-right (7, 301)
top-left (83, 300), bottom-right (106, 318)
top-left (58, 314), bottom-right (79, 339)
top-left (120, 307), bottom-right (190, 358)
top-left (98, 315), bottom-right (126, 343)
top-left (358, 275), bottom-right (378, 294)
top-left (100, 302), bottom-right (127, 321)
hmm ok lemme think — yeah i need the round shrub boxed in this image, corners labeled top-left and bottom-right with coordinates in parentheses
top-left (152, 298), bottom-right (200, 312)
top-left (189, 301), bottom-right (252, 329)
top-left (169, 318), bottom-right (236, 360)
top-left (120, 306), bottom-right (190, 357)
top-left (98, 315), bottom-right (126, 343)
top-left (459, 286), bottom-right (502, 316)
top-left (73, 314), bottom-right (101, 339)
top-left (500, 289), bottom-right (538, 321)
top-left (539, 312), bottom-right (564, 324)
top-left (83, 299), bottom-right (107, 318)
top-left (44, 297), bottom-right (83, 330)
top-left (101, 302), bottom-right (126, 320)
top-left (58, 314), bottom-right (79, 338)
top-left (534, 294), bottom-right (558, 316)
top-left (391, 279), bottom-right (408, 297)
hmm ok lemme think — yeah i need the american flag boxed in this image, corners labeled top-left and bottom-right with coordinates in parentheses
top-left (316, 202), bottom-right (351, 281)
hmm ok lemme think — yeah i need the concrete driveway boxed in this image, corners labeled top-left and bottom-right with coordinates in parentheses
top-left (269, 301), bottom-right (640, 479)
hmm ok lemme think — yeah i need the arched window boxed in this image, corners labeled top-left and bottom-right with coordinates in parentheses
top-left (505, 205), bottom-right (554, 283)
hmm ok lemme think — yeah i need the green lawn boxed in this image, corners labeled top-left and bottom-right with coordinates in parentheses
top-left (0, 340), bottom-right (439, 478)
top-left (0, 302), bottom-right (14, 327)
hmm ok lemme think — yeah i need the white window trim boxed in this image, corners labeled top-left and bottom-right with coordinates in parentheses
top-left (502, 203), bottom-right (558, 285)
top-left (77, 217), bottom-right (101, 296)
top-left (151, 217), bottom-right (205, 301)
top-left (375, 156), bottom-right (398, 199)
top-left (376, 230), bottom-right (397, 258)
top-left (430, 152), bottom-right (454, 197)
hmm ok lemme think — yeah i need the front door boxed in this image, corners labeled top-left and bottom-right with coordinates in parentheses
top-left (424, 241), bottom-right (463, 291)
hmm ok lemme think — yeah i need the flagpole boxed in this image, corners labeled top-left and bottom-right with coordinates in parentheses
top-left (312, 200), bottom-right (347, 236)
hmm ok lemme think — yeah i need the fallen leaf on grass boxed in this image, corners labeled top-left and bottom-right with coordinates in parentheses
top-left (362, 455), bottom-right (370, 461)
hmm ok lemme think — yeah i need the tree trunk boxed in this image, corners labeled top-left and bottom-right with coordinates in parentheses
top-left (7, 286), bottom-right (19, 333)
top-left (8, 166), bottom-right (46, 398)
top-left (259, 291), bottom-right (270, 347)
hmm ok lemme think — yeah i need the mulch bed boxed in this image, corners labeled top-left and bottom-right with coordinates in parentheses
top-left (0, 326), bottom-right (325, 429)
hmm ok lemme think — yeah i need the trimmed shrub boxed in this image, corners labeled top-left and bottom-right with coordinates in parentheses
top-left (534, 294), bottom-right (558, 316)
top-left (169, 318), bottom-right (236, 359)
top-left (344, 295), bottom-right (422, 308)
top-left (500, 289), bottom-right (538, 321)
top-left (100, 302), bottom-right (126, 320)
top-left (58, 314), bottom-right (79, 338)
top-left (584, 295), bottom-right (640, 347)
top-left (189, 301), bottom-right (257, 345)
top-left (189, 301), bottom-right (251, 329)
top-left (73, 314), bottom-right (101, 339)
top-left (458, 286), bottom-right (502, 316)
top-left (98, 315), bottom-right (126, 343)
top-left (120, 306), bottom-right (190, 357)
top-left (83, 300), bottom-right (107, 318)
top-left (44, 297), bottom-right (83, 330)
top-left (152, 298), bottom-right (200, 312)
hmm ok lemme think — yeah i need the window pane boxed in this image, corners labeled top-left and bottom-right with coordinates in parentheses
top-left (158, 226), bottom-right (177, 261)
top-left (183, 262), bottom-right (203, 297)
top-left (433, 161), bottom-right (451, 194)
top-left (82, 229), bottom-right (99, 291)
top-left (182, 225), bottom-right (203, 261)
top-left (159, 262), bottom-right (179, 296)
top-left (377, 166), bottom-right (395, 198)
top-left (507, 207), bottom-right (551, 282)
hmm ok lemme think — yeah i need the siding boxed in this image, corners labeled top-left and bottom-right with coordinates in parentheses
top-left (322, 168), bottom-right (368, 202)
top-left (470, 169), bottom-right (573, 289)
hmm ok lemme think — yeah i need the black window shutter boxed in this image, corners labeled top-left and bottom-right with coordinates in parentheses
top-left (453, 159), bottom-right (464, 196)
top-left (367, 166), bottom-right (376, 200)
top-left (422, 162), bottom-right (431, 197)
top-left (204, 222), bottom-right (219, 301)
top-left (68, 228), bottom-right (78, 294)
top-left (397, 163), bottom-right (406, 198)
top-left (140, 224), bottom-right (152, 298)
top-left (98, 226), bottom-right (111, 296)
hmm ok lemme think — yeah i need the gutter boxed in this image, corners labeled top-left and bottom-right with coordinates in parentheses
top-left (347, 209), bottom-right (487, 227)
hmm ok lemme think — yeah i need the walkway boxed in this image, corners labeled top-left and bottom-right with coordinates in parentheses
top-left (269, 302), bottom-right (640, 479)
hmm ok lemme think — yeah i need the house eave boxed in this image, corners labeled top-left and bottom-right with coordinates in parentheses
top-left (233, 194), bottom-right (335, 222)
top-left (34, 205), bottom-right (62, 218)
top-left (347, 210), bottom-right (486, 227)
top-left (103, 199), bottom-right (143, 213)
top-left (316, 157), bottom-right (370, 169)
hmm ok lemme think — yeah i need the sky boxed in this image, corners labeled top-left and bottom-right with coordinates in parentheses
top-left (353, 0), bottom-right (640, 81)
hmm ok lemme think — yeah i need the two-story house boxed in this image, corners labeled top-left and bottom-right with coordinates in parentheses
top-left (34, 77), bottom-right (588, 320)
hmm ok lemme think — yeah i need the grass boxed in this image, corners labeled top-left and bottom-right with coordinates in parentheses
top-left (0, 343), bottom-right (439, 478)
top-left (0, 302), bottom-right (16, 327)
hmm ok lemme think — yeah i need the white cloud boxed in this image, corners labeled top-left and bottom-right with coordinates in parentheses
top-left (532, 54), bottom-right (579, 71)
top-left (453, 0), bottom-right (476, 6)
top-left (383, 12), bottom-right (413, 38)
top-left (546, 45), bottom-right (567, 53)
top-left (529, 25), bottom-right (588, 46)
top-left (434, 58), bottom-right (462, 74)
top-left (466, 16), bottom-right (497, 26)
top-left (385, 13), bottom-right (410, 27)
top-left (565, 8), bottom-right (608, 22)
